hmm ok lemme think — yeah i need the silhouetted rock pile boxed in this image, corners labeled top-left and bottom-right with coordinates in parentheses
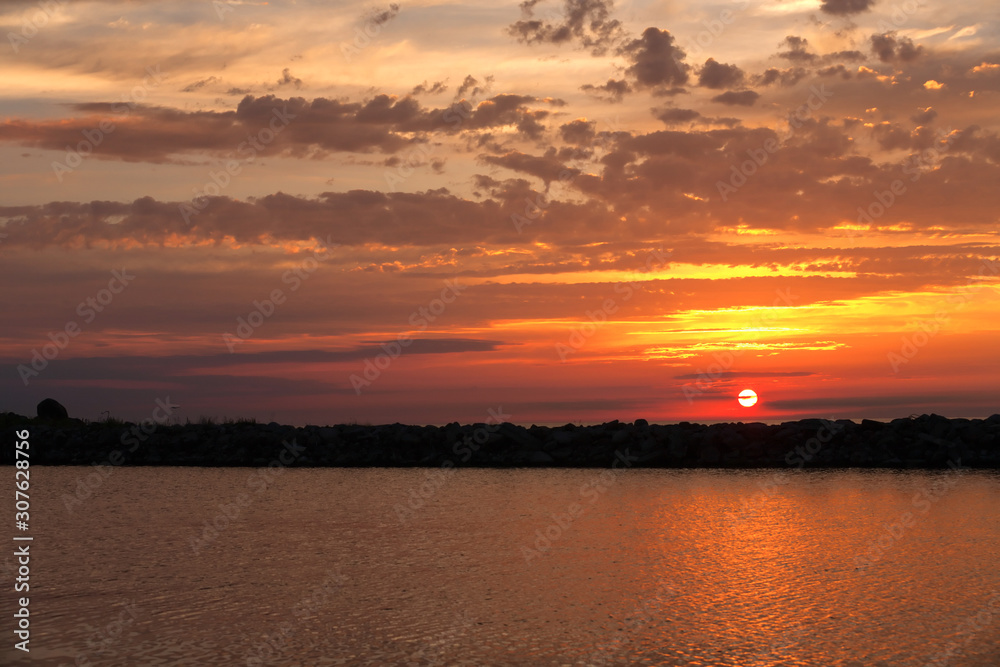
top-left (2, 413), bottom-right (999, 468)
top-left (36, 398), bottom-right (68, 420)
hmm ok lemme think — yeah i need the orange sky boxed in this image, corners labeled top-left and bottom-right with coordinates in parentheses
top-left (1, 0), bottom-right (998, 425)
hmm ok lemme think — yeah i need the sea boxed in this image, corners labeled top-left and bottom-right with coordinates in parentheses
top-left (6, 467), bottom-right (1000, 666)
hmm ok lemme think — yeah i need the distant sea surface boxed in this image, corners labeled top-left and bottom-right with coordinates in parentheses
top-left (9, 468), bottom-right (1000, 666)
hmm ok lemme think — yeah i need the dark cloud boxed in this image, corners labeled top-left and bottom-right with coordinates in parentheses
top-left (619, 129), bottom-right (720, 160)
top-left (580, 78), bottom-right (631, 102)
top-left (911, 106), bottom-right (937, 124)
top-left (651, 86), bottom-right (689, 98)
top-left (507, 0), bottom-right (625, 56)
top-left (824, 49), bottom-right (866, 62)
top-left (521, 399), bottom-right (646, 412)
top-left (778, 35), bottom-right (817, 63)
top-left (6, 342), bottom-right (506, 376)
top-left (651, 107), bottom-right (739, 128)
top-left (871, 121), bottom-right (912, 150)
top-left (559, 119), bottom-right (596, 144)
top-left (754, 67), bottom-right (810, 86)
top-left (674, 371), bottom-right (817, 380)
top-left (277, 68), bottom-right (303, 89)
top-left (711, 90), bottom-right (759, 106)
top-left (456, 74), bottom-right (494, 99)
top-left (820, 0), bottom-right (875, 16)
top-left (817, 64), bottom-right (852, 79)
top-left (768, 393), bottom-right (966, 411)
top-left (411, 80), bottom-right (448, 96)
top-left (480, 150), bottom-right (579, 185)
top-left (0, 191), bottom-right (509, 248)
top-left (367, 3), bottom-right (400, 27)
top-left (457, 94), bottom-right (551, 138)
top-left (4, 111), bottom-right (1000, 251)
top-left (710, 117), bottom-right (742, 127)
top-left (870, 32), bottom-right (924, 62)
top-left (769, 37), bottom-right (864, 74)
top-left (654, 107), bottom-right (702, 125)
top-left (181, 76), bottom-right (220, 93)
top-left (698, 58), bottom-right (745, 89)
top-left (0, 338), bottom-right (503, 421)
top-left (0, 92), bottom-right (555, 162)
top-left (618, 27), bottom-right (689, 90)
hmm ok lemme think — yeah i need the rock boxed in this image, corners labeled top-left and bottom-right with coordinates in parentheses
top-left (699, 444), bottom-right (721, 464)
top-left (668, 440), bottom-right (688, 460)
top-left (551, 430), bottom-right (575, 446)
top-left (37, 398), bottom-right (68, 420)
top-left (612, 428), bottom-right (632, 445)
top-left (317, 427), bottom-right (339, 443)
top-left (860, 419), bottom-right (885, 432)
top-left (525, 451), bottom-right (555, 465)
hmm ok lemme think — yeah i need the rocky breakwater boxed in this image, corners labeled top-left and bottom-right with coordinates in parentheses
top-left (2, 413), bottom-right (999, 468)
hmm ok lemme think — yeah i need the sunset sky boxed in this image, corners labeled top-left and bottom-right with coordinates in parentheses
top-left (1, 0), bottom-right (998, 426)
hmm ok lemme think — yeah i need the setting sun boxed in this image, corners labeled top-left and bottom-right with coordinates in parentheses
top-left (738, 389), bottom-right (758, 407)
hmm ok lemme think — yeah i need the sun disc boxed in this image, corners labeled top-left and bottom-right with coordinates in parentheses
top-left (738, 389), bottom-right (758, 407)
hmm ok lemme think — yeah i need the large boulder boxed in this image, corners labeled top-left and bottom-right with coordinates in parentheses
top-left (37, 398), bottom-right (68, 420)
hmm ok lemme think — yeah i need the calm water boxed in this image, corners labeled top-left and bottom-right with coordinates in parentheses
top-left (5, 467), bottom-right (1000, 666)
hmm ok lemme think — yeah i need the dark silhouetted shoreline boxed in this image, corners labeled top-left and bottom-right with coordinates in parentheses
top-left (3, 412), bottom-right (1000, 468)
